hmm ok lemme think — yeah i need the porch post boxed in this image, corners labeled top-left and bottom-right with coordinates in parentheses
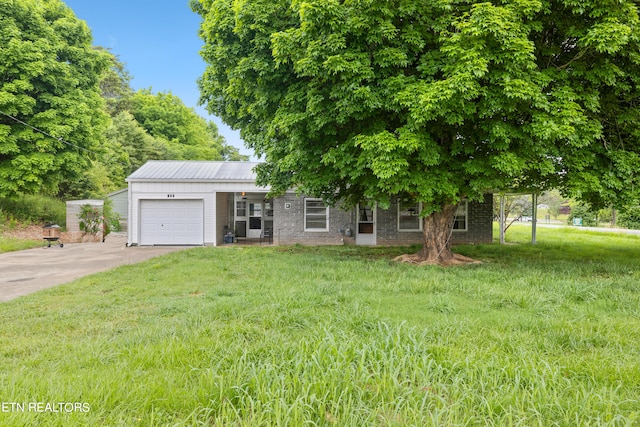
top-left (499, 194), bottom-right (505, 244)
top-left (531, 193), bottom-right (538, 245)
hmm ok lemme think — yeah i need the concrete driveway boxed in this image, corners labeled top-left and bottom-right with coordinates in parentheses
top-left (0, 234), bottom-right (190, 303)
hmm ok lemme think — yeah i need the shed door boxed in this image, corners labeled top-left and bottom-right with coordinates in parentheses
top-left (140, 200), bottom-right (204, 245)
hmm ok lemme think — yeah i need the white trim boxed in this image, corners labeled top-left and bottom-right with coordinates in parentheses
top-left (398, 200), bottom-right (422, 232)
top-left (304, 198), bottom-right (329, 232)
top-left (453, 200), bottom-right (468, 232)
top-left (356, 203), bottom-right (377, 245)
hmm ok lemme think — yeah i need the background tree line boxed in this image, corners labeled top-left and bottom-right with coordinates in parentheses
top-left (0, 0), bottom-right (246, 204)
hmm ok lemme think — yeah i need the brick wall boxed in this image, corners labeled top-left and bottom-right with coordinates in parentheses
top-left (455, 194), bottom-right (494, 244)
top-left (272, 193), bottom-right (493, 246)
top-left (273, 193), bottom-right (355, 245)
top-left (377, 194), bottom-right (493, 245)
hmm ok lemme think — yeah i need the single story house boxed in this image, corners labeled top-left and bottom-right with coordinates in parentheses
top-left (126, 161), bottom-right (493, 246)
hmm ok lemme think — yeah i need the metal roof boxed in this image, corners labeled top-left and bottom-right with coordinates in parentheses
top-left (126, 161), bottom-right (260, 182)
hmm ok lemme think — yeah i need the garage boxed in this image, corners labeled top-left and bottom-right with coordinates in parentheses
top-left (127, 161), bottom-right (266, 246)
top-left (139, 199), bottom-right (204, 245)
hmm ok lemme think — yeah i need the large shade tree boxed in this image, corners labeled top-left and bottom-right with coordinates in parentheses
top-left (193, 0), bottom-right (640, 264)
top-left (0, 0), bottom-right (109, 197)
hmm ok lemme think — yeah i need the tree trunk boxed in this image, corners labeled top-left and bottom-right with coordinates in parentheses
top-left (394, 203), bottom-right (479, 266)
top-left (417, 203), bottom-right (458, 264)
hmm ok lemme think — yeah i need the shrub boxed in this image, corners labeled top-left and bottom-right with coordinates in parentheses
top-left (567, 202), bottom-right (598, 226)
top-left (103, 198), bottom-right (122, 235)
top-left (78, 199), bottom-right (121, 241)
top-left (78, 204), bottom-right (103, 236)
top-left (618, 206), bottom-right (640, 230)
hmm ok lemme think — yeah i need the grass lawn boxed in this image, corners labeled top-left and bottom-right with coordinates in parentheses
top-left (0, 235), bottom-right (42, 253)
top-left (1, 226), bottom-right (639, 426)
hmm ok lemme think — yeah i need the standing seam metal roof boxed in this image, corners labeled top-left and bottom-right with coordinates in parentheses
top-left (126, 161), bottom-right (260, 181)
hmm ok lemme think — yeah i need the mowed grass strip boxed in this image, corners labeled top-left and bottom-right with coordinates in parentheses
top-left (0, 235), bottom-right (42, 253)
top-left (1, 227), bottom-right (639, 426)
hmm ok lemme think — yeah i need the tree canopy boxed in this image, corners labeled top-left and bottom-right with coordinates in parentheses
top-left (130, 89), bottom-right (227, 161)
top-left (1, 0), bottom-right (247, 201)
top-left (193, 0), bottom-right (640, 262)
top-left (0, 0), bottom-right (109, 198)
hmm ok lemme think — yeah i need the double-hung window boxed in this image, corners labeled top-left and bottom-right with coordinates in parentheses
top-left (453, 201), bottom-right (468, 231)
top-left (305, 199), bottom-right (329, 231)
top-left (398, 200), bottom-right (422, 231)
top-left (398, 200), bottom-right (468, 231)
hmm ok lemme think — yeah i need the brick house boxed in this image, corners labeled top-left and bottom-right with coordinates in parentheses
top-left (126, 160), bottom-right (493, 246)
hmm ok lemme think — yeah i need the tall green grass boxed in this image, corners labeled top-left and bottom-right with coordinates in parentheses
top-left (0, 194), bottom-right (66, 252)
top-left (0, 227), bottom-right (639, 425)
top-left (0, 194), bottom-right (66, 227)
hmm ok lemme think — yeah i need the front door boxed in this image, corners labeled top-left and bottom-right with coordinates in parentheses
top-left (356, 203), bottom-right (376, 245)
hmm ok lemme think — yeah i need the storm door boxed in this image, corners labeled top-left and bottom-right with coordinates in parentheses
top-left (356, 203), bottom-right (376, 245)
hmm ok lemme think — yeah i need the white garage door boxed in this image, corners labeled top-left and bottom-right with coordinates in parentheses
top-left (140, 200), bottom-right (204, 245)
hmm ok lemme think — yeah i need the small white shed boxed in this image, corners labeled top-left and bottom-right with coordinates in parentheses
top-left (66, 199), bottom-right (104, 234)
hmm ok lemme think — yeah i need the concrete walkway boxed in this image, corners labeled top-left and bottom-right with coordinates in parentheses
top-left (0, 234), bottom-right (191, 303)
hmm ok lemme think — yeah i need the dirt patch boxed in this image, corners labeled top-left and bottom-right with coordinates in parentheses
top-left (393, 252), bottom-right (481, 267)
top-left (1, 225), bottom-right (42, 241)
top-left (1, 225), bottom-right (99, 243)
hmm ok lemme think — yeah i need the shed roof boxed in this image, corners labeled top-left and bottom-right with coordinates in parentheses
top-left (66, 199), bottom-right (104, 206)
top-left (126, 161), bottom-right (260, 182)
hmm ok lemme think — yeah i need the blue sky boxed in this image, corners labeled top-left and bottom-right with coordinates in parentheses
top-left (63, 0), bottom-right (250, 158)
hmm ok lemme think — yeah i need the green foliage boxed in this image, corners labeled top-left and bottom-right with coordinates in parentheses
top-left (0, 235), bottom-right (42, 252)
top-left (619, 206), bottom-right (640, 230)
top-left (0, 0), bottom-right (110, 198)
top-left (567, 202), bottom-right (599, 226)
top-left (104, 111), bottom-right (158, 179)
top-left (59, 160), bottom-right (122, 200)
top-left (102, 197), bottom-right (121, 235)
top-left (129, 89), bottom-right (241, 161)
top-left (97, 48), bottom-right (133, 116)
top-left (77, 204), bottom-right (102, 236)
top-left (1, 4), bottom-right (244, 201)
top-left (77, 199), bottom-right (120, 240)
top-left (0, 194), bottom-right (65, 226)
top-left (539, 189), bottom-right (565, 219)
top-left (193, 0), bottom-right (640, 215)
top-left (1, 228), bottom-right (640, 424)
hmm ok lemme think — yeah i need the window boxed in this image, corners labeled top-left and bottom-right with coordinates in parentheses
top-left (453, 201), bottom-right (468, 231)
top-left (236, 200), bottom-right (246, 217)
top-left (398, 201), bottom-right (421, 231)
top-left (305, 199), bottom-right (329, 231)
